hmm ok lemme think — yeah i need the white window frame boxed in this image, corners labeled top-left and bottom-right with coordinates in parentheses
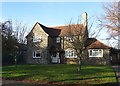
top-left (56, 37), bottom-right (60, 43)
top-left (32, 34), bottom-right (42, 42)
top-left (65, 36), bottom-right (74, 42)
top-left (65, 50), bottom-right (77, 58)
top-left (88, 49), bottom-right (103, 57)
top-left (33, 50), bottom-right (41, 58)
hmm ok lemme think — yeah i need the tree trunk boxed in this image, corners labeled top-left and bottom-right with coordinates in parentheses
top-left (78, 56), bottom-right (82, 71)
top-left (15, 56), bottom-right (17, 67)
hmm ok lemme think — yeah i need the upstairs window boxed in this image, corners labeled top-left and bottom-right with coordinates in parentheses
top-left (65, 36), bottom-right (74, 42)
top-left (56, 37), bottom-right (60, 43)
top-left (88, 49), bottom-right (103, 57)
top-left (32, 35), bottom-right (42, 42)
top-left (33, 50), bottom-right (41, 58)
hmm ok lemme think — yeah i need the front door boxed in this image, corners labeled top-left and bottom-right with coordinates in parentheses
top-left (51, 53), bottom-right (60, 63)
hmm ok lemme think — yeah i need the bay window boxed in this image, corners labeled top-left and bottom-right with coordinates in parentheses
top-left (88, 49), bottom-right (103, 57)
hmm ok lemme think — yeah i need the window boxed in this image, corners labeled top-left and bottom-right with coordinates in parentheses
top-left (65, 50), bottom-right (77, 58)
top-left (33, 50), bottom-right (41, 58)
top-left (32, 33), bottom-right (42, 42)
top-left (56, 37), bottom-right (60, 43)
top-left (88, 49), bottom-right (103, 57)
top-left (65, 36), bottom-right (74, 42)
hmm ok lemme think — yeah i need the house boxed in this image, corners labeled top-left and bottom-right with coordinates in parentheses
top-left (85, 38), bottom-right (111, 65)
top-left (26, 12), bottom-right (111, 65)
top-left (110, 48), bottom-right (120, 65)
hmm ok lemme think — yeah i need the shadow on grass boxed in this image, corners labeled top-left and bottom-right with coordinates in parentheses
top-left (2, 74), bottom-right (118, 86)
top-left (2, 65), bottom-right (117, 86)
top-left (47, 76), bottom-right (116, 84)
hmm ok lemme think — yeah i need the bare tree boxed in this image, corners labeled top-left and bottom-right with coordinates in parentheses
top-left (99, 1), bottom-right (120, 69)
top-left (14, 20), bottom-right (28, 44)
top-left (99, 2), bottom-right (120, 47)
top-left (64, 12), bottom-right (88, 71)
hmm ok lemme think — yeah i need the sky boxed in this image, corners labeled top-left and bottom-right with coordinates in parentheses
top-left (2, 2), bottom-right (104, 26)
top-left (1, 2), bottom-right (117, 48)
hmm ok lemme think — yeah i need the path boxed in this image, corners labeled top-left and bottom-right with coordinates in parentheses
top-left (112, 66), bottom-right (120, 86)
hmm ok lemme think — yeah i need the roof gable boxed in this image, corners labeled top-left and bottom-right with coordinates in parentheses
top-left (26, 22), bottom-right (86, 38)
top-left (86, 38), bottom-right (111, 49)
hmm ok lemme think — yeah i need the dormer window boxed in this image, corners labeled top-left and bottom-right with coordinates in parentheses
top-left (56, 37), bottom-right (60, 43)
top-left (32, 33), bottom-right (42, 42)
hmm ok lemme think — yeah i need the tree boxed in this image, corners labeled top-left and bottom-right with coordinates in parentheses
top-left (99, 1), bottom-right (120, 66)
top-left (13, 21), bottom-right (28, 65)
top-left (64, 12), bottom-right (88, 71)
top-left (99, 2), bottom-right (120, 48)
top-left (14, 20), bottom-right (28, 44)
top-left (1, 20), bottom-right (19, 65)
top-left (1, 20), bottom-right (28, 66)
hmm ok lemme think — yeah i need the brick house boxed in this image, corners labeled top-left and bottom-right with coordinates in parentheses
top-left (26, 12), bottom-right (111, 65)
top-left (85, 38), bottom-right (111, 65)
top-left (110, 48), bottom-right (120, 65)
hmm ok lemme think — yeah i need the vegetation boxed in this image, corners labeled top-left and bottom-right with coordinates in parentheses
top-left (1, 20), bottom-right (19, 65)
top-left (99, 2), bottom-right (120, 47)
top-left (2, 64), bottom-right (117, 85)
top-left (1, 20), bottom-right (27, 65)
top-left (64, 12), bottom-right (88, 71)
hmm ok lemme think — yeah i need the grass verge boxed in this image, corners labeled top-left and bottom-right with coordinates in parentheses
top-left (2, 64), bottom-right (117, 85)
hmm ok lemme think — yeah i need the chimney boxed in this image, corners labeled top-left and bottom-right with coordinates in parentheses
top-left (82, 12), bottom-right (87, 27)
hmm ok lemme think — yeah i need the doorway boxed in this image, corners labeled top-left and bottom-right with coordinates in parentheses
top-left (51, 52), bottom-right (60, 64)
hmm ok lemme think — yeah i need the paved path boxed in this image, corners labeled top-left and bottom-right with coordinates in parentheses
top-left (112, 66), bottom-right (120, 86)
top-left (2, 79), bottom-right (55, 86)
top-left (2, 80), bottom-right (37, 86)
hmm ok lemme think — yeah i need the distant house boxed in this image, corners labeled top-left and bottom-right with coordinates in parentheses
top-left (26, 12), bottom-right (112, 65)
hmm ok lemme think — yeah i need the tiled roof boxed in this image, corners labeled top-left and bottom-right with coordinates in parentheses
top-left (86, 38), bottom-right (111, 49)
top-left (38, 23), bottom-right (61, 37)
top-left (52, 24), bottom-right (85, 36)
top-left (38, 22), bottom-right (85, 37)
top-left (26, 22), bottom-right (61, 37)
top-left (26, 22), bottom-right (85, 37)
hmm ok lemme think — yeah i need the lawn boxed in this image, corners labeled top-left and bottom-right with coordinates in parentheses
top-left (2, 64), bottom-right (117, 86)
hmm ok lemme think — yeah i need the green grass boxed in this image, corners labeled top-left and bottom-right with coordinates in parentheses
top-left (2, 64), bottom-right (117, 85)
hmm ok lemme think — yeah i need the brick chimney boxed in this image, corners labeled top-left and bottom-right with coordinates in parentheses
top-left (82, 12), bottom-right (88, 38)
top-left (82, 12), bottom-right (87, 28)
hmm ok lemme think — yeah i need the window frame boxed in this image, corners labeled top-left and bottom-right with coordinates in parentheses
top-left (33, 50), bottom-right (41, 58)
top-left (65, 50), bottom-right (77, 58)
top-left (65, 36), bottom-right (74, 42)
top-left (88, 49), bottom-right (103, 57)
top-left (32, 35), bottom-right (42, 42)
top-left (56, 37), bottom-right (60, 43)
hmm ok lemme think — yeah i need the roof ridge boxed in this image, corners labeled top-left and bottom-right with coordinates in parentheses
top-left (96, 38), bottom-right (111, 48)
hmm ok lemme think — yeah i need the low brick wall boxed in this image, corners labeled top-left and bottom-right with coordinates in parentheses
top-left (65, 58), bottom-right (78, 64)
